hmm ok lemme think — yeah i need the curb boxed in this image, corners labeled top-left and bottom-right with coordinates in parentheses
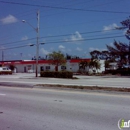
top-left (35, 84), bottom-right (130, 92)
top-left (0, 82), bottom-right (129, 93)
top-left (0, 82), bottom-right (33, 88)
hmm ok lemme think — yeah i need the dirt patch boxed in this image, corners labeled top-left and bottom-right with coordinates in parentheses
top-left (35, 84), bottom-right (130, 92)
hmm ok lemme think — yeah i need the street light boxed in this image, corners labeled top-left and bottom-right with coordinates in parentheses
top-left (22, 10), bottom-right (40, 77)
top-left (29, 43), bottom-right (45, 47)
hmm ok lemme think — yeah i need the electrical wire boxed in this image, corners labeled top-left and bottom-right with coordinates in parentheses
top-left (0, 0), bottom-right (127, 41)
top-left (0, 44), bottom-right (31, 50)
top-left (1, 32), bottom-right (123, 48)
top-left (0, 28), bottom-right (119, 46)
top-left (0, 35), bottom-right (125, 51)
top-left (0, 1), bottom-right (129, 14)
top-left (45, 35), bottom-right (125, 44)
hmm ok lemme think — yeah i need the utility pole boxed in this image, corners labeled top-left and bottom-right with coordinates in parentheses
top-left (36, 10), bottom-right (40, 77)
top-left (20, 53), bottom-right (22, 60)
top-left (22, 10), bottom-right (40, 77)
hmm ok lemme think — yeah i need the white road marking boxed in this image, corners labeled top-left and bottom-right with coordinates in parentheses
top-left (0, 93), bottom-right (6, 96)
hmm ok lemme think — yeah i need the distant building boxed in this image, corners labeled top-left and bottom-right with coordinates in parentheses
top-left (0, 59), bottom-right (105, 73)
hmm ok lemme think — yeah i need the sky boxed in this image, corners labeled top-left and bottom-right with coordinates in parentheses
top-left (0, 0), bottom-right (130, 61)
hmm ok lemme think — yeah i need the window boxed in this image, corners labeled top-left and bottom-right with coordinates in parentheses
top-left (46, 66), bottom-right (50, 70)
top-left (61, 66), bottom-right (66, 70)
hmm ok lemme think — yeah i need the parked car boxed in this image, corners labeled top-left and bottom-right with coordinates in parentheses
top-left (0, 67), bottom-right (12, 74)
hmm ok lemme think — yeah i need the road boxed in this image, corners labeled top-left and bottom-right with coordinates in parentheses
top-left (0, 86), bottom-right (130, 130)
top-left (0, 73), bottom-right (130, 88)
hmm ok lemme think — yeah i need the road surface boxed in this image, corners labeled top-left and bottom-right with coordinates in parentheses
top-left (0, 86), bottom-right (130, 130)
top-left (0, 73), bottom-right (130, 88)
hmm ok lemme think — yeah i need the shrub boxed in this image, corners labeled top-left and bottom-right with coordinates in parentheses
top-left (0, 71), bottom-right (12, 75)
top-left (104, 68), bottom-right (130, 76)
top-left (40, 71), bottom-right (73, 78)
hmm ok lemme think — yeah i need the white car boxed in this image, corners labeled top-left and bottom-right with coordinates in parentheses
top-left (0, 67), bottom-right (12, 72)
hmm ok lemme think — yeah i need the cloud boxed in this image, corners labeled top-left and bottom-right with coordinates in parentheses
top-left (0, 46), bottom-right (5, 49)
top-left (50, 47), bottom-right (54, 51)
top-left (76, 47), bottom-right (82, 51)
top-left (109, 42), bottom-right (114, 46)
top-left (65, 31), bottom-right (84, 44)
top-left (64, 38), bottom-right (69, 42)
top-left (67, 49), bottom-right (71, 52)
top-left (71, 31), bottom-right (83, 41)
top-left (40, 48), bottom-right (49, 55)
top-left (1, 15), bottom-right (18, 24)
top-left (59, 45), bottom-right (65, 49)
top-left (89, 47), bottom-right (100, 51)
top-left (21, 36), bottom-right (28, 41)
top-left (13, 53), bottom-right (17, 56)
top-left (89, 47), bottom-right (107, 51)
top-left (103, 23), bottom-right (118, 31)
top-left (28, 53), bottom-right (32, 57)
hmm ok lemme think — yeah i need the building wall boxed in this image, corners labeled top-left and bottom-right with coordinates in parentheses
top-left (1, 59), bottom-right (105, 73)
top-left (98, 60), bottom-right (105, 73)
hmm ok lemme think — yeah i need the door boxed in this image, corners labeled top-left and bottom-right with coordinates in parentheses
top-left (24, 67), bottom-right (26, 72)
top-left (40, 66), bottom-right (44, 71)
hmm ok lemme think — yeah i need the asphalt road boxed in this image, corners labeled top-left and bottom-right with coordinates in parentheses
top-left (0, 73), bottom-right (130, 88)
top-left (0, 87), bottom-right (130, 130)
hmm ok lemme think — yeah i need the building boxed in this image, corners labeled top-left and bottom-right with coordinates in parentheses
top-left (0, 59), bottom-right (105, 73)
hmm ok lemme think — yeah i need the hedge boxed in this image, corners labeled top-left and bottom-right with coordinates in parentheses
top-left (40, 71), bottom-right (73, 78)
top-left (0, 71), bottom-right (12, 75)
top-left (104, 68), bottom-right (130, 76)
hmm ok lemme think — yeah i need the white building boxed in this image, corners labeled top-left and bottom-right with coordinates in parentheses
top-left (0, 59), bottom-right (105, 73)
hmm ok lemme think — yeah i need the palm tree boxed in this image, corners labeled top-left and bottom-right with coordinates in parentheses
top-left (89, 59), bottom-right (101, 73)
top-left (90, 50), bottom-right (101, 60)
top-left (106, 41), bottom-right (129, 68)
top-left (100, 50), bottom-right (110, 60)
top-left (79, 60), bottom-right (89, 73)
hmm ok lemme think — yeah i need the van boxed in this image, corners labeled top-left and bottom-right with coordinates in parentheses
top-left (0, 67), bottom-right (12, 72)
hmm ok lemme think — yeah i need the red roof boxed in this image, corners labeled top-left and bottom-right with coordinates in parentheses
top-left (0, 59), bottom-right (91, 65)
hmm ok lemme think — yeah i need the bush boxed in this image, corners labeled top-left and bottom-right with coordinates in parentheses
top-left (0, 71), bottom-right (12, 75)
top-left (104, 68), bottom-right (130, 76)
top-left (40, 71), bottom-right (73, 78)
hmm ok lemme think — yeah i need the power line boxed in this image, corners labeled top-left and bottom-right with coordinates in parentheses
top-left (0, 34), bottom-right (125, 51)
top-left (0, 28), bottom-right (119, 46)
top-left (0, 37), bottom-right (36, 46)
top-left (0, 1), bottom-right (130, 14)
top-left (1, 32), bottom-right (122, 48)
top-left (0, 35), bottom-right (125, 49)
top-left (0, 44), bottom-right (31, 50)
top-left (0, 15), bottom-right (125, 42)
top-left (45, 35), bottom-right (125, 44)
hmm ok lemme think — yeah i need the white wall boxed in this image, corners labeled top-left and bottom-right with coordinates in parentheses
top-left (14, 60), bottom-right (105, 73)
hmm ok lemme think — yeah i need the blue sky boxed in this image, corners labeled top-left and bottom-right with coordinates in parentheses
top-left (0, 0), bottom-right (130, 60)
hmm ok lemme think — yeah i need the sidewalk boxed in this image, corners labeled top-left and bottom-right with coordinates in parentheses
top-left (0, 73), bottom-right (130, 90)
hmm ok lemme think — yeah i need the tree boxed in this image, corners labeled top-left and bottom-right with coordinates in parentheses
top-left (48, 51), bottom-right (66, 71)
top-left (90, 50), bottom-right (101, 60)
top-left (104, 60), bottom-right (111, 71)
top-left (9, 64), bottom-right (15, 72)
top-left (89, 17), bottom-right (130, 70)
top-left (89, 59), bottom-right (101, 73)
top-left (79, 60), bottom-right (89, 73)
top-left (100, 50), bottom-right (110, 60)
top-left (79, 60), bottom-right (89, 70)
top-left (106, 41), bottom-right (129, 68)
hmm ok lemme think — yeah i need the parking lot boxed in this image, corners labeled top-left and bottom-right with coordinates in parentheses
top-left (0, 73), bottom-right (130, 88)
